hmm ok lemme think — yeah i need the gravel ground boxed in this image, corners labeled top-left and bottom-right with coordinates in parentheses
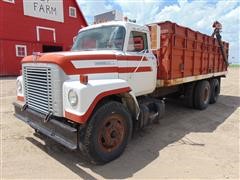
top-left (1, 67), bottom-right (239, 179)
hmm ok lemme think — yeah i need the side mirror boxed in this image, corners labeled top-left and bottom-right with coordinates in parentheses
top-left (149, 24), bottom-right (160, 50)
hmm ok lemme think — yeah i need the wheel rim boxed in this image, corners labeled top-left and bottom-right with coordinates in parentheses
top-left (98, 114), bottom-right (125, 152)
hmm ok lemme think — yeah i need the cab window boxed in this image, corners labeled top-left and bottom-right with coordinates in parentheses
top-left (127, 31), bottom-right (148, 52)
top-left (72, 26), bottom-right (125, 51)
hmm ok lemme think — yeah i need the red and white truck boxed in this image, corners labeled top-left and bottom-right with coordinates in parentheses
top-left (13, 20), bottom-right (228, 164)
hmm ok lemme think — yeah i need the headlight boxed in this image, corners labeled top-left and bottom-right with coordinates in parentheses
top-left (68, 89), bottom-right (78, 106)
top-left (17, 80), bottom-right (22, 93)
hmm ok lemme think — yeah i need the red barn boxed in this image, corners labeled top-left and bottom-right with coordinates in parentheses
top-left (0, 0), bottom-right (87, 76)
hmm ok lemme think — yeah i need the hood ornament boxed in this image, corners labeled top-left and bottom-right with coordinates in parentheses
top-left (32, 52), bottom-right (42, 62)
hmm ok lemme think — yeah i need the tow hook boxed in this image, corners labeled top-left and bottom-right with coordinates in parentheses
top-left (44, 112), bottom-right (53, 123)
top-left (21, 103), bottom-right (28, 111)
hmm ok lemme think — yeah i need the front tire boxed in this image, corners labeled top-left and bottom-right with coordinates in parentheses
top-left (79, 101), bottom-right (132, 164)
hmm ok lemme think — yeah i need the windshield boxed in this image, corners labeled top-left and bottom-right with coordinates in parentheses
top-left (72, 26), bottom-right (125, 51)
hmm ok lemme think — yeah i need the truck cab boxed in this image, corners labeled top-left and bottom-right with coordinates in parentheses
top-left (71, 21), bottom-right (158, 95)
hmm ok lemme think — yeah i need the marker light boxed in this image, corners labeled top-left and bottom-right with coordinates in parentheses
top-left (80, 75), bottom-right (88, 85)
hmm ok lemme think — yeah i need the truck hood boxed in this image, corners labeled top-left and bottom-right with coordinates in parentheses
top-left (21, 51), bottom-right (119, 75)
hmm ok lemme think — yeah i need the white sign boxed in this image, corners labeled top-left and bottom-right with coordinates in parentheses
top-left (23, 0), bottom-right (64, 23)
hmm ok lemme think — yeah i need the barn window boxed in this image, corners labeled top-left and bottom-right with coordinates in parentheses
top-left (2, 0), bottom-right (15, 3)
top-left (69, 7), bottom-right (77, 18)
top-left (16, 45), bottom-right (27, 57)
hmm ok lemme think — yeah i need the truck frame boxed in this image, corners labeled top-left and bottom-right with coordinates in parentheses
top-left (13, 20), bottom-right (228, 164)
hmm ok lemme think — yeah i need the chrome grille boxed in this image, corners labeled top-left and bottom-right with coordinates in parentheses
top-left (24, 67), bottom-right (53, 114)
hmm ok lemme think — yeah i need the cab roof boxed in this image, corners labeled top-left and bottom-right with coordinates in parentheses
top-left (78, 21), bottom-right (149, 33)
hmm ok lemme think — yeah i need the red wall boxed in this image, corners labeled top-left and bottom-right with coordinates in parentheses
top-left (0, 40), bottom-right (43, 75)
top-left (0, 0), bottom-right (87, 75)
top-left (0, 0), bottom-right (87, 44)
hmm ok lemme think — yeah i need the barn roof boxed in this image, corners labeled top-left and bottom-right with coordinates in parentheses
top-left (75, 0), bottom-right (88, 26)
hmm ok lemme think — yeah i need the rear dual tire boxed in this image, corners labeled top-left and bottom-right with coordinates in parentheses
top-left (185, 78), bottom-right (220, 110)
top-left (209, 78), bottom-right (220, 104)
top-left (194, 80), bottom-right (211, 110)
top-left (184, 83), bottom-right (195, 108)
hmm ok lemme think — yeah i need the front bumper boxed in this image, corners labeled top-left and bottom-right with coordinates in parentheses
top-left (13, 102), bottom-right (78, 150)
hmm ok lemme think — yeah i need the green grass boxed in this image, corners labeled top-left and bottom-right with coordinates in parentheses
top-left (229, 64), bottom-right (240, 67)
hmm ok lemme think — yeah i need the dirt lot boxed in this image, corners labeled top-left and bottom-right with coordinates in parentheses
top-left (1, 67), bottom-right (239, 179)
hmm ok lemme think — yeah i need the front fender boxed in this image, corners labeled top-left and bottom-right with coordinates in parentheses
top-left (63, 79), bottom-right (131, 124)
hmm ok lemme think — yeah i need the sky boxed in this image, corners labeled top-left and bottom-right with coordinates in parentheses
top-left (77, 0), bottom-right (240, 64)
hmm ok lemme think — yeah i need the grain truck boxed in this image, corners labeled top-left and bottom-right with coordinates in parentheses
top-left (13, 20), bottom-right (228, 164)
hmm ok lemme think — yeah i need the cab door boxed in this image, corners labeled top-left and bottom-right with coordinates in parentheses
top-left (118, 30), bottom-right (157, 96)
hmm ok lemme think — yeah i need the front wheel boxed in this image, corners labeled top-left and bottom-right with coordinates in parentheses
top-left (79, 101), bottom-right (132, 164)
